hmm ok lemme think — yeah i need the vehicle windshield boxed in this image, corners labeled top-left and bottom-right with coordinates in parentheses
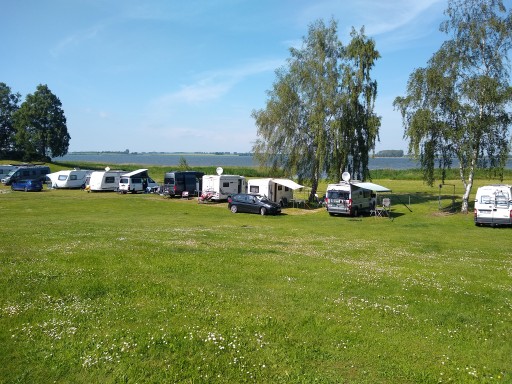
top-left (6, 170), bottom-right (16, 177)
top-left (254, 195), bottom-right (270, 203)
top-left (327, 190), bottom-right (349, 200)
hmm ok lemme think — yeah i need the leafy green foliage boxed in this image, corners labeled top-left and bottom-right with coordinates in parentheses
top-left (0, 82), bottom-right (21, 158)
top-left (252, 19), bottom-right (380, 199)
top-left (394, 0), bottom-right (512, 213)
top-left (13, 84), bottom-right (70, 161)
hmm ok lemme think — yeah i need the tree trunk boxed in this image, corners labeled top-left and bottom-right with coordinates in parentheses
top-left (459, 149), bottom-right (478, 214)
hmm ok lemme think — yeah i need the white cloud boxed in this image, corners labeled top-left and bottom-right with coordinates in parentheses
top-left (148, 59), bottom-right (282, 110)
top-left (296, 0), bottom-right (445, 44)
top-left (50, 24), bottom-right (105, 57)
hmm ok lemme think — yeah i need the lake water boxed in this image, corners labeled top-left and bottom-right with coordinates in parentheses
top-left (53, 153), bottom-right (512, 170)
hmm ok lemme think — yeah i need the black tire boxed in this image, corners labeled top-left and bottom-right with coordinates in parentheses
top-left (230, 205), bottom-right (238, 213)
top-left (260, 207), bottom-right (267, 216)
top-left (352, 207), bottom-right (359, 217)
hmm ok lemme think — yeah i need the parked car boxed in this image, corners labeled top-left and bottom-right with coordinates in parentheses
top-left (11, 179), bottom-right (43, 192)
top-left (228, 193), bottom-right (282, 215)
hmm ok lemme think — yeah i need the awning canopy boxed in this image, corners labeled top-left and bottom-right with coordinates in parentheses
top-left (272, 178), bottom-right (304, 190)
top-left (353, 181), bottom-right (391, 192)
top-left (122, 169), bottom-right (149, 177)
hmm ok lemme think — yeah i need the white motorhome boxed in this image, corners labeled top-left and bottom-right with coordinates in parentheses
top-left (474, 184), bottom-right (512, 226)
top-left (118, 169), bottom-right (159, 194)
top-left (247, 178), bottom-right (303, 207)
top-left (46, 169), bottom-right (92, 189)
top-left (202, 173), bottom-right (247, 201)
top-left (87, 168), bottom-right (126, 192)
top-left (325, 176), bottom-right (390, 217)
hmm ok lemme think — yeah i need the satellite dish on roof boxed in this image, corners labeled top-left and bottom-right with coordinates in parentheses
top-left (216, 167), bottom-right (223, 175)
top-left (105, 166), bottom-right (111, 172)
top-left (342, 172), bottom-right (351, 182)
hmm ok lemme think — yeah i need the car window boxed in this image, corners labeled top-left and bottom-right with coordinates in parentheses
top-left (496, 193), bottom-right (509, 207)
top-left (480, 195), bottom-right (492, 204)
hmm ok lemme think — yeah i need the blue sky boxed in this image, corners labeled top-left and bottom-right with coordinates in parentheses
top-left (3, 0), bottom-right (449, 153)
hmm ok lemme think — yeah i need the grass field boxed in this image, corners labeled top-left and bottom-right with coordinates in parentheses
top-left (1, 169), bottom-right (511, 383)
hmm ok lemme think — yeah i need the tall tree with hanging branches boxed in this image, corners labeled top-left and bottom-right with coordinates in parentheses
top-left (394, 0), bottom-right (512, 213)
top-left (252, 19), bottom-right (380, 199)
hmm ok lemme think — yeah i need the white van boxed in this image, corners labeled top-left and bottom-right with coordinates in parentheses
top-left (474, 184), bottom-right (512, 226)
top-left (325, 180), bottom-right (390, 217)
top-left (118, 169), bottom-right (159, 194)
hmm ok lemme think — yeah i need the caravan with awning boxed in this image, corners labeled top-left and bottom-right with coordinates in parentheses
top-left (247, 178), bottom-right (304, 207)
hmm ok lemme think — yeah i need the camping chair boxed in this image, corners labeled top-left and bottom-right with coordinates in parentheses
top-left (382, 198), bottom-right (391, 218)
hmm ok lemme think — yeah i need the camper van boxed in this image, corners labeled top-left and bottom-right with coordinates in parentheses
top-left (87, 169), bottom-right (126, 192)
top-left (247, 178), bottom-right (303, 207)
top-left (118, 169), bottom-right (159, 194)
top-left (1, 165), bottom-right (51, 185)
top-left (325, 180), bottom-right (390, 217)
top-left (46, 169), bottom-right (92, 189)
top-left (0, 165), bottom-right (18, 182)
top-left (161, 171), bottom-right (204, 197)
top-left (202, 174), bottom-right (247, 201)
top-left (474, 184), bottom-right (512, 226)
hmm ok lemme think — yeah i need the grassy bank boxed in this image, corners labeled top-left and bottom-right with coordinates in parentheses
top-left (1, 173), bottom-right (511, 383)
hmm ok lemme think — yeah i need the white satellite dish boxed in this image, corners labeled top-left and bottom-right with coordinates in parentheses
top-left (342, 172), bottom-right (351, 182)
top-left (105, 166), bottom-right (111, 172)
top-left (216, 167), bottom-right (224, 175)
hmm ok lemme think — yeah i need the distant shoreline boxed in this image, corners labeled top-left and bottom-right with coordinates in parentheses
top-left (66, 151), bottom-right (252, 157)
top-left (65, 151), bottom-right (410, 159)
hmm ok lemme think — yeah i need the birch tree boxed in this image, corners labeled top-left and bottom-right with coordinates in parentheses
top-left (394, 0), bottom-right (512, 213)
top-left (252, 19), bottom-right (380, 199)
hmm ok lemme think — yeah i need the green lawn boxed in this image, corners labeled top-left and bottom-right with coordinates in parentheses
top-left (0, 178), bottom-right (511, 383)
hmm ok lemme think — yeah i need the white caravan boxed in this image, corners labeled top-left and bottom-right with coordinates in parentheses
top-left (474, 184), bottom-right (512, 226)
top-left (325, 174), bottom-right (391, 217)
top-left (118, 169), bottom-right (159, 194)
top-left (202, 172), bottom-right (247, 201)
top-left (46, 169), bottom-right (92, 189)
top-left (87, 168), bottom-right (126, 192)
top-left (248, 178), bottom-right (303, 207)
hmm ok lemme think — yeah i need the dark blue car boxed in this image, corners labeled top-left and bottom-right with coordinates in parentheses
top-left (11, 179), bottom-right (43, 192)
